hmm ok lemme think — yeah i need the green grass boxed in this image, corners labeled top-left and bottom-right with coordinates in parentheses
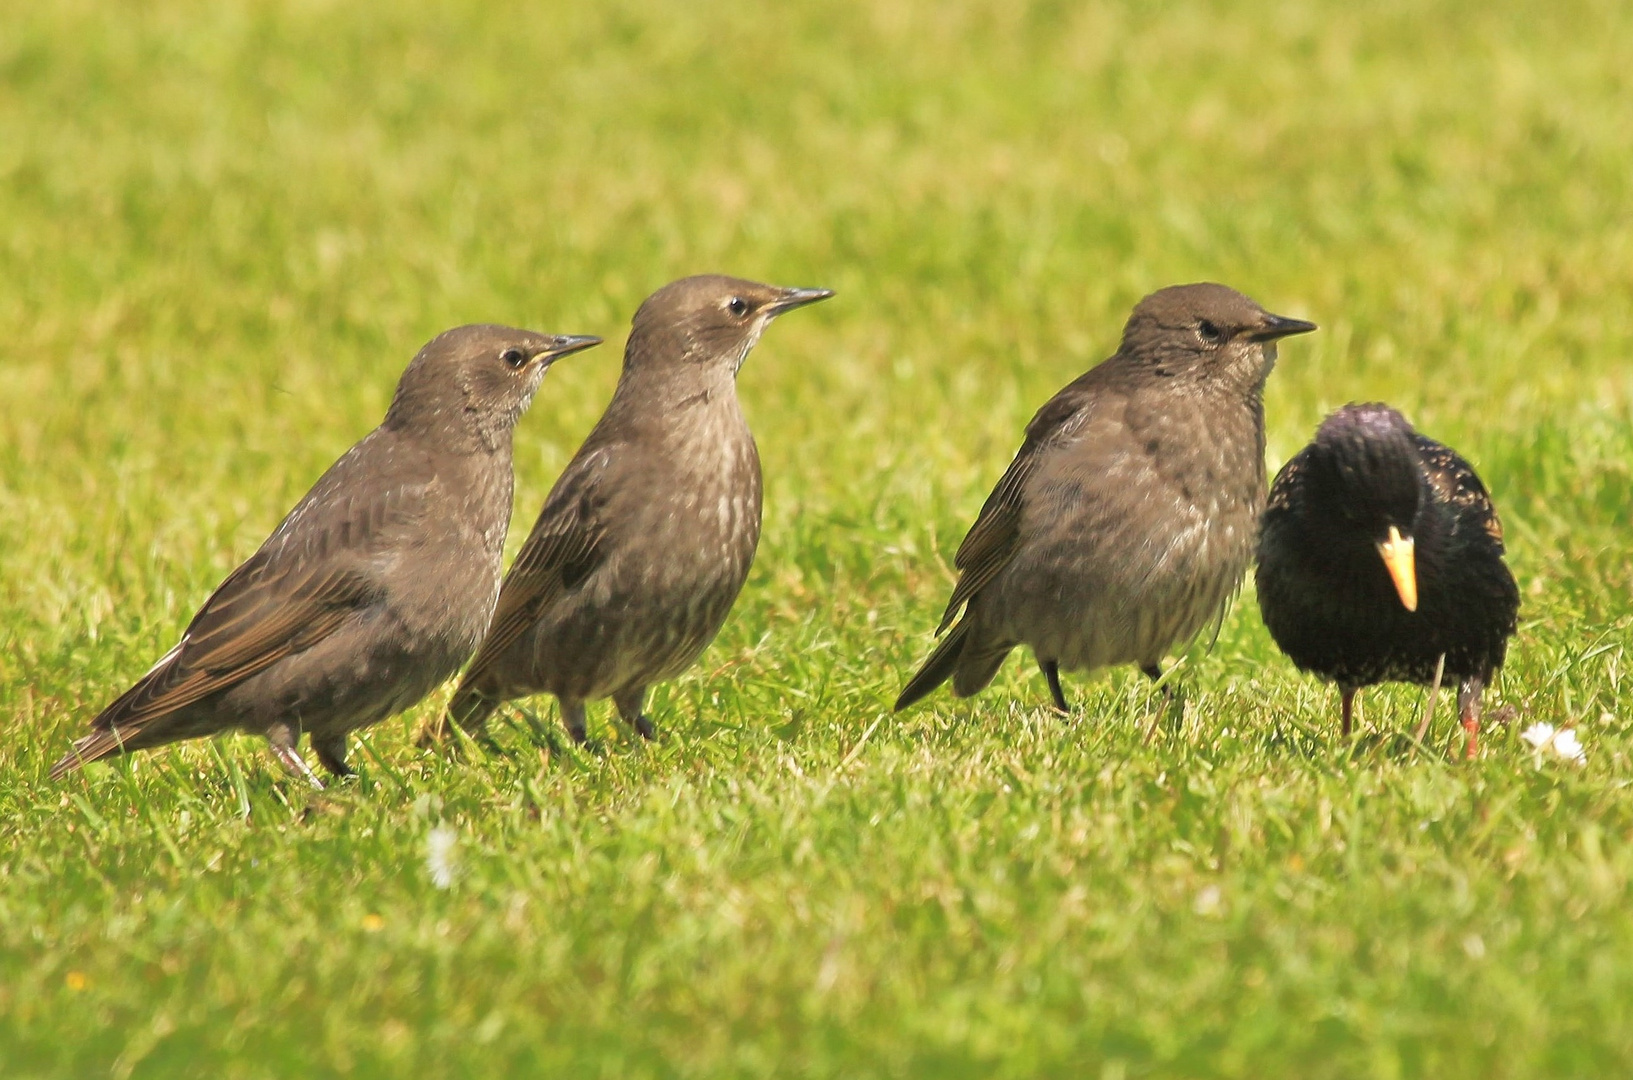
top-left (3, 0), bottom-right (1633, 1075)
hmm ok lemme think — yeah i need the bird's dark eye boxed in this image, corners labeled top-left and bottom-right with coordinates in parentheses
top-left (1198, 319), bottom-right (1223, 343)
top-left (727, 297), bottom-right (749, 317)
top-left (501, 347), bottom-right (527, 369)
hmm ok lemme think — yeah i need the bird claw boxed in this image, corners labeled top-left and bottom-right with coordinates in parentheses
top-left (413, 714), bottom-right (457, 752)
top-left (270, 744), bottom-right (324, 790)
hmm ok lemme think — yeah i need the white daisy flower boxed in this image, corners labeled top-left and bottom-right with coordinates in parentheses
top-left (426, 823), bottom-right (460, 889)
top-left (1520, 722), bottom-right (1555, 750)
top-left (1520, 722), bottom-right (1586, 766)
top-left (1550, 727), bottom-right (1586, 765)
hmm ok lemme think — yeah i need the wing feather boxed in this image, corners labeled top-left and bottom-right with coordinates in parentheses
top-left (934, 381), bottom-right (1096, 633)
top-left (79, 457), bottom-right (431, 740)
top-left (1413, 434), bottom-right (1505, 549)
top-left (457, 447), bottom-right (616, 686)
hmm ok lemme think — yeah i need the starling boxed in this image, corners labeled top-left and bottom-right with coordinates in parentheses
top-left (50, 325), bottom-right (602, 787)
top-left (895, 283), bottom-right (1316, 713)
top-left (1255, 403), bottom-right (1519, 755)
top-left (441, 275), bottom-right (833, 744)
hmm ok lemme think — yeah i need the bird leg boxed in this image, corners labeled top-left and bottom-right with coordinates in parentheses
top-left (311, 733), bottom-right (355, 779)
top-left (1141, 663), bottom-right (1172, 695)
top-left (613, 686), bottom-right (658, 740)
top-left (1340, 688), bottom-right (1358, 739)
top-left (1139, 662), bottom-right (1183, 743)
top-left (1411, 654), bottom-right (1446, 752)
top-left (413, 713), bottom-right (455, 750)
top-left (266, 723), bottom-right (324, 790)
top-left (559, 697), bottom-right (589, 744)
top-left (1040, 660), bottom-right (1069, 714)
top-left (1457, 674), bottom-right (1485, 760)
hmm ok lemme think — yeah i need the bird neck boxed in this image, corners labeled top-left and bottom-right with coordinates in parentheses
top-left (1304, 433), bottom-right (1423, 535)
top-left (601, 359), bottom-right (744, 435)
top-left (384, 387), bottom-right (519, 457)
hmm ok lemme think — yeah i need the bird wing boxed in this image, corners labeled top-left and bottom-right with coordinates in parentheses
top-left (460, 446), bottom-right (617, 681)
top-left (86, 452), bottom-right (433, 737)
top-left (1414, 434), bottom-right (1505, 550)
top-left (1264, 446), bottom-right (1312, 515)
top-left (935, 378), bottom-right (1097, 633)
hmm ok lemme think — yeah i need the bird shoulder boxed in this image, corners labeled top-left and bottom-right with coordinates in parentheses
top-left (461, 447), bottom-right (619, 679)
top-left (87, 449), bottom-right (441, 735)
top-left (934, 381), bottom-right (1105, 633)
top-left (1413, 434), bottom-right (1504, 548)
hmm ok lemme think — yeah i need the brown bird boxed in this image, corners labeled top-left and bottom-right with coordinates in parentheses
top-left (441, 275), bottom-right (832, 744)
top-left (895, 283), bottom-right (1316, 713)
top-left (1255, 403), bottom-right (1519, 755)
top-left (51, 325), bottom-right (601, 787)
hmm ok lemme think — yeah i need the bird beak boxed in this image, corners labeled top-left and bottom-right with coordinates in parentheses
top-left (1251, 313), bottom-right (1318, 342)
top-left (765, 287), bottom-right (835, 317)
top-left (1375, 525), bottom-right (1418, 612)
top-left (533, 334), bottom-right (603, 365)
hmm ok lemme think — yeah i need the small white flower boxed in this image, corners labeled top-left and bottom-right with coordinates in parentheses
top-left (1551, 728), bottom-right (1586, 765)
top-left (1193, 884), bottom-right (1223, 916)
top-left (426, 824), bottom-right (459, 889)
top-left (1520, 722), bottom-right (1586, 766)
top-left (1520, 722), bottom-right (1555, 750)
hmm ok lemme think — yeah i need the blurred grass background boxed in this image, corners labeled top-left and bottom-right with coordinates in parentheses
top-left (2, 0), bottom-right (1631, 1075)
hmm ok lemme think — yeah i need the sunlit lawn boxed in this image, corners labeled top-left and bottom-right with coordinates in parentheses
top-left (2, 0), bottom-right (1632, 1075)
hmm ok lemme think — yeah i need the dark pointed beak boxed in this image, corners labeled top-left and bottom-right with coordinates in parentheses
top-left (766, 287), bottom-right (835, 317)
top-left (534, 334), bottom-right (602, 365)
top-left (1251, 313), bottom-right (1318, 342)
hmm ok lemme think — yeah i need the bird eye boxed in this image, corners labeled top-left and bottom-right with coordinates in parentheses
top-left (727, 297), bottom-right (749, 317)
top-left (501, 347), bottom-right (527, 369)
top-left (1198, 319), bottom-right (1223, 343)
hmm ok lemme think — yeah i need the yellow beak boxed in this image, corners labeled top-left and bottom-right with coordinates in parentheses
top-left (1376, 525), bottom-right (1418, 612)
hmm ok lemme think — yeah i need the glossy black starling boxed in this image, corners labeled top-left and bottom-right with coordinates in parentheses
top-left (896, 283), bottom-right (1316, 713)
top-left (1255, 403), bottom-right (1519, 755)
top-left (441, 275), bottom-right (832, 744)
top-left (50, 325), bottom-right (602, 787)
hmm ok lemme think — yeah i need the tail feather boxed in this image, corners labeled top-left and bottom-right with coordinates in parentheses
top-left (951, 640), bottom-right (1012, 698)
top-left (446, 681), bottom-right (501, 735)
top-left (49, 726), bottom-right (141, 781)
top-left (896, 619), bottom-right (1015, 711)
top-left (895, 625), bottom-right (965, 711)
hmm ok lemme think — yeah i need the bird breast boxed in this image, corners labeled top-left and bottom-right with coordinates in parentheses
top-left (638, 404), bottom-right (763, 585)
top-left (1002, 391), bottom-right (1264, 670)
top-left (389, 450), bottom-right (515, 657)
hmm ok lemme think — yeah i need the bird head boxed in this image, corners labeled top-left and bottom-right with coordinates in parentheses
top-left (385, 324), bottom-right (602, 448)
top-left (626, 275), bottom-right (834, 378)
top-left (1118, 283), bottom-right (1316, 392)
top-left (1310, 403), bottom-right (1425, 612)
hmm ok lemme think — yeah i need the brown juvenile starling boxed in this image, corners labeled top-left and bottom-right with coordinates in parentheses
top-left (50, 325), bottom-right (602, 787)
top-left (442, 275), bottom-right (833, 744)
top-left (1255, 403), bottom-right (1519, 756)
top-left (895, 283), bottom-right (1316, 713)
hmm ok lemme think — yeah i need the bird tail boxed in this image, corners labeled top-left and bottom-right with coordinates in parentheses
top-left (444, 681), bottom-right (500, 737)
top-left (49, 726), bottom-right (141, 781)
top-left (895, 618), bottom-right (1012, 711)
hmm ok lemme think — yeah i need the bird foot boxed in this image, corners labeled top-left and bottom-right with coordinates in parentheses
top-left (1041, 660), bottom-right (1069, 714)
top-left (1141, 690), bottom-right (1185, 746)
top-left (412, 721), bottom-right (448, 752)
top-left (270, 744), bottom-right (325, 790)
